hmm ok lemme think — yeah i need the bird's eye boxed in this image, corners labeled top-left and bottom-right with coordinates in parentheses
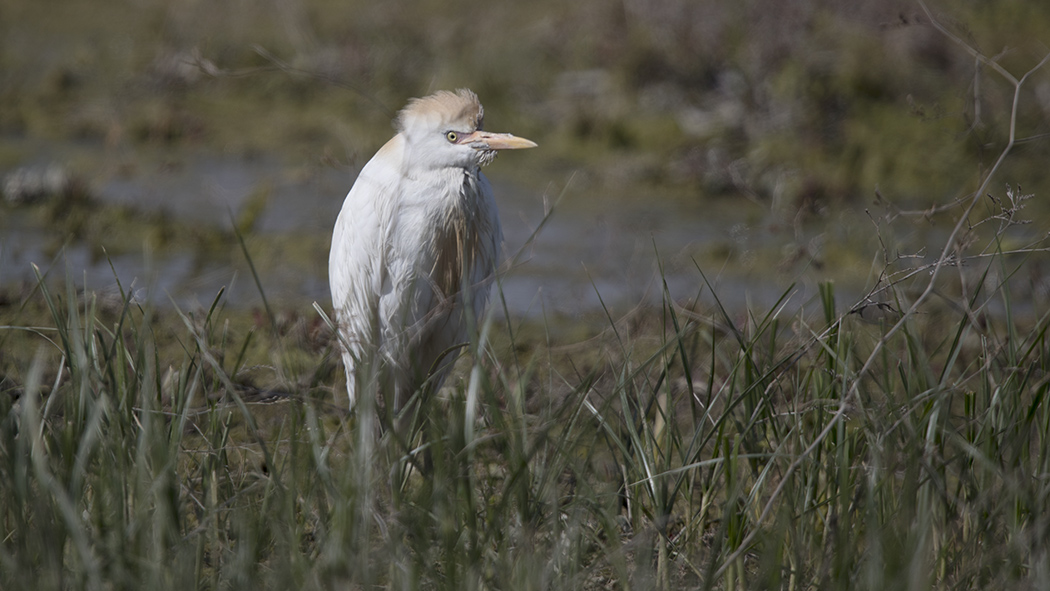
top-left (445, 131), bottom-right (458, 143)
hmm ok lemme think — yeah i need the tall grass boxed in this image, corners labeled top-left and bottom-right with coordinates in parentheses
top-left (3, 224), bottom-right (1050, 590)
top-left (4, 6), bottom-right (1050, 591)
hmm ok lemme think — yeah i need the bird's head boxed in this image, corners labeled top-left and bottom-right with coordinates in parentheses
top-left (395, 89), bottom-right (537, 172)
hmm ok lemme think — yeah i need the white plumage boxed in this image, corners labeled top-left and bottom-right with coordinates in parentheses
top-left (329, 89), bottom-right (536, 410)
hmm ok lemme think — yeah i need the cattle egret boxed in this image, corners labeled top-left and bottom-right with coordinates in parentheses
top-left (329, 89), bottom-right (536, 411)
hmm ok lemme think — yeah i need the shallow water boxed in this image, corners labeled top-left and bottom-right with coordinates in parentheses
top-left (1, 145), bottom-right (995, 321)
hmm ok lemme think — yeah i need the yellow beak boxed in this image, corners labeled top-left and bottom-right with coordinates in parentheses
top-left (463, 131), bottom-right (537, 150)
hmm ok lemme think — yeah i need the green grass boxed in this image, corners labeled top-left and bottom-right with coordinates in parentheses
top-left (3, 220), bottom-right (1050, 590)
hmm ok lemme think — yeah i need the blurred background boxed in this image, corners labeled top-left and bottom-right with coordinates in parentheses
top-left (2, 0), bottom-right (1049, 321)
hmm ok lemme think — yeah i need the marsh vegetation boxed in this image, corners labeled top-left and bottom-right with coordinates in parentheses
top-left (3, 1), bottom-right (1050, 589)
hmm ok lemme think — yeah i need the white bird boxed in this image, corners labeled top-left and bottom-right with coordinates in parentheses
top-left (329, 89), bottom-right (536, 411)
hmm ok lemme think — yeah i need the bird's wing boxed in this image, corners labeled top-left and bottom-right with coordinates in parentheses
top-left (329, 135), bottom-right (406, 400)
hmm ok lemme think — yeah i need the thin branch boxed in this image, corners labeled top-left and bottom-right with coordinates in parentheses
top-left (917, 1), bottom-right (1018, 86)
